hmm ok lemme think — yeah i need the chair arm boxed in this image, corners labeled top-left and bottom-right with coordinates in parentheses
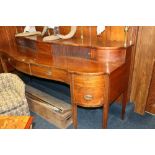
top-left (0, 73), bottom-right (25, 97)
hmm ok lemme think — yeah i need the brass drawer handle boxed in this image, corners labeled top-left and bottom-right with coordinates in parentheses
top-left (46, 70), bottom-right (52, 76)
top-left (22, 58), bottom-right (25, 62)
top-left (8, 58), bottom-right (11, 62)
top-left (84, 94), bottom-right (93, 101)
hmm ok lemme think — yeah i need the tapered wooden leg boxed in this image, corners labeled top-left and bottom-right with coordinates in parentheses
top-left (102, 75), bottom-right (110, 129)
top-left (121, 90), bottom-right (128, 120)
top-left (103, 103), bottom-right (109, 129)
top-left (0, 57), bottom-right (8, 73)
top-left (72, 103), bottom-right (77, 128)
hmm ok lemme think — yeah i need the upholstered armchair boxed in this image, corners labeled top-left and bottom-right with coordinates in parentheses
top-left (0, 73), bottom-right (30, 115)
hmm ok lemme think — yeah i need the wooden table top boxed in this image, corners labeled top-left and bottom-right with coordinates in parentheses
top-left (0, 116), bottom-right (33, 129)
top-left (0, 36), bottom-right (132, 74)
top-left (0, 47), bottom-right (125, 75)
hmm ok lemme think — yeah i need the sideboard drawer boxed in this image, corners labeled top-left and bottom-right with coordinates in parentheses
top-left (31, 64), bottom-right (52, 79)
top-left (52, 44), bottom-right (91, 59)
top-left (91, 49), bottom-right (126, 62)
top-left (30, 64), bottom-right (68, 82)
top-left (51, 68), bottom-right (68, 83)
top-left (72, 74), bottom-right (106, 107)
top-left (8, 57), bottom-right (30, 74)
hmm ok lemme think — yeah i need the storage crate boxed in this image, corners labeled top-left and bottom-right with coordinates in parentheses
top-left (26, 85), bottom-right (72, 128)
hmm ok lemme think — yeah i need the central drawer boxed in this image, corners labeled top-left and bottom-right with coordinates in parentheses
top-left (30, 64), bottom-right (68, 82)
top-left (31, 64), bottom-right (52, 79)
top-left (51, 67), bottom-right (68, 83)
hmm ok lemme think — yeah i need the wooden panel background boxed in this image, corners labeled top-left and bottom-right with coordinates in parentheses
top-left (0, 26), bottom-right (127, 45)
top-left (0, 26), bottom-right (135, 47)
top-left (0, 26), bottom-right (24, 72)
top-left (0, 26), bottom-right (20, 48)
top-left (145, 60), bottom-right (155, 114)
top-left (36, 26), bottom-right (126, 42)
top-left (126, 27), bottom-right (139, 101)
top-left (130, 26), bottom-right (155, 114)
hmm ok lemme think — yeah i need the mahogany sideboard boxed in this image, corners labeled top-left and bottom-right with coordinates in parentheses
top-left (0, 35), bottom-right (133, 128)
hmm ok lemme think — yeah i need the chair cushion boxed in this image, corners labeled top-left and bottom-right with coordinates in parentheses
top-left (0, 90), bottom-right (25, 114)
top-left (0, 74), bottom-right (12, 92)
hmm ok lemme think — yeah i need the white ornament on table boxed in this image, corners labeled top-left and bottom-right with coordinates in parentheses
top-left (97, 26), bottom-right (105, 35)
top-left (15, 26), bottom-right (41, 37)
top-left (24, 26), bottom-right (37, 33)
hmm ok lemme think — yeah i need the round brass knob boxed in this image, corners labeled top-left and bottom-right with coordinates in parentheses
top-left (46, 71), bottom-right (52, 76)
top-left (84, 94), bottom-right (93, 101)
top-left (22, 58), bottom-right (25, 62)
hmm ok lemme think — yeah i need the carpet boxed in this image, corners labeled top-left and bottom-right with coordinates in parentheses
top-left (20, 73), bottom-right (155, 129)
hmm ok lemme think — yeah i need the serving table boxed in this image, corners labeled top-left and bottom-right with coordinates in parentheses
top-left (0, 36), bottom-right (133, 128)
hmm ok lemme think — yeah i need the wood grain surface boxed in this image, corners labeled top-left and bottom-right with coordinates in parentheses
top-left (0, 116), bottom-right (33, 129)
top-left (130, 27), bottom-right (155, 114)
top-left (0, 26), bottom-right (133, 128)
top-left (146, 60), bottom-right (155, 114)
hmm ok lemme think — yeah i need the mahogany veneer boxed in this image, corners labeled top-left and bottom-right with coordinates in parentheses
top-left (0, 116), bottom-right (33, 129)
top-left (0, 35), bottom-right (133, 128)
